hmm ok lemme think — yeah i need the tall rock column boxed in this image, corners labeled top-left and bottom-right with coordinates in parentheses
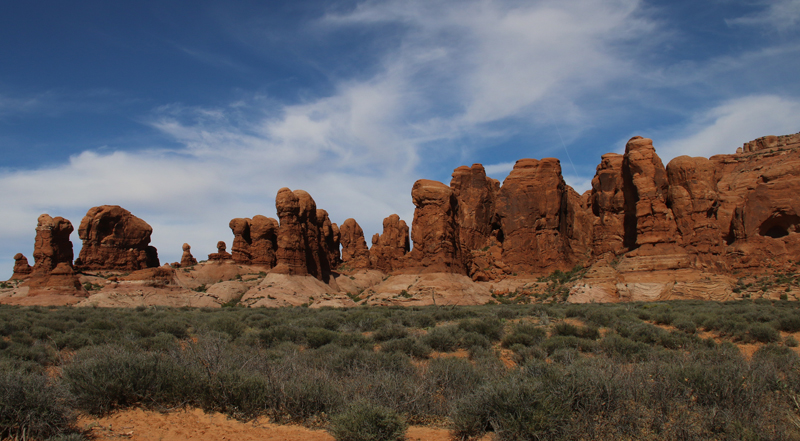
top-left (32, 214), bottom-right (75, 274)
top-left (229, 215), bottom-right (278, 267)
top-left (339, 218), bottom-right (372, 269)
top-left (274, 188), bottom-right (308, 276)
top-left (622, 137), bottom-right (678, 250)
top-left (450, 164), bottom-right (499, 251)
top-left (370, 214), bottom-right (410, 272)
top-left (590, 153), bottom-right (626, 256)
top-left (406, 179), bottom-right (464, 273)
top-left (495, 158), bottom-right (569, 272)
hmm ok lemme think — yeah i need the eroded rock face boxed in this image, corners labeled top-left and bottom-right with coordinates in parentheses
top-left (33, 214), bottom-right (75, 274)
top-left (229, 216), bottom-right (278, 267)
top-left (450, 164), bottom-right (499, 251)
top-left (406, 179), bottom-right (464, 273)
top-left (590, 153), bottom-right (626, 256)
top-left (370, 214), bottom-right (410, 273)
top-left (495, 158), bottom-right (570, 272)
top-left (11, 253), bottom-right (32, 280)
top-left (208, 241), bottom-right (233, 261)
top-left (339, 218), bottom-right (371, 269)
top-left (272, 188), bottom-right (332, 282)
top-left (666, 156), bottom-right (722, 252)
top-left (318, 210), bottom-right (341, 270)
top-left (622, 137), bottom-right (678, 249)
top-left (74, 206), bottom-right (159, 271)
top-left (180, 244), bottom-right (198, 267)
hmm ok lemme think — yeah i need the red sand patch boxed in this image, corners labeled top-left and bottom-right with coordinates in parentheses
top-left (77, 408), bottom-right (470, 441)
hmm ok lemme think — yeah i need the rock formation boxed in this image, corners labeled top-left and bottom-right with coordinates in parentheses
top-left (590, 153), bottom-right (626, 256)
top-left (208, 241), bottom-right (233, 261)
top-left (339, 218), bottom-right (372, 270)
top-left (180, 243), bottom-right (198, 267)
top-left (272, 188), bottom-right (332, 282)
top-left (406, 179), bottom-right (463, 273)
top-left (32, 214), bottom-right (75, 274)
top-left (11, 253), bottom-right (32, 280)
top-left (369, 214), bottom-right (410, 273)
top-left (229, 215), bottom-right (278, 267)
top-left (74, 206), bottom-right (159, 271)
top-left (318, 210), bottom-right (341, 270)
top-left (495, 158), bottom-right (574, 272)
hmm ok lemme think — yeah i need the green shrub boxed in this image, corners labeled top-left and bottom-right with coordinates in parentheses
top-left (501, 323), bottom-right (545, 348)
top-left (0, 369), bottom-right (76, 440)
top-left (457, 317), bottom-right (503, 341)
top-left (422, 326), bottom-right (459, 352)
top-left (63, 345), bottom-right (193, 415)
top-left (451, 374), bottom-right (568, 440)
top-left (329, 400), bottom-right (407, 441)
top-left (748, 323), bottom-right (780, 343)
top-left (381, 337), bottom-right (431, 358)
top-left (372, 324), bottom-right (409, 342)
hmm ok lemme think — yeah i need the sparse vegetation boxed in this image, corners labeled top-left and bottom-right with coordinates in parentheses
top-left (2, 300), bottom-right (800, 439)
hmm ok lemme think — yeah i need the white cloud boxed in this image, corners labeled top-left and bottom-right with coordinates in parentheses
top-left (727, 0), bottom-right (800, 32)
top-left (656, 95), bottom-right (800, 162)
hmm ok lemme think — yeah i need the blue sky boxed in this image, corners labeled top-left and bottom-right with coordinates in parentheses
top-left (1, 0), bottom-right (799, 278)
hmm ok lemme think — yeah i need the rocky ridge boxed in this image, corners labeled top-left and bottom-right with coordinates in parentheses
top-left (4, 132), bottom-right (800, 307)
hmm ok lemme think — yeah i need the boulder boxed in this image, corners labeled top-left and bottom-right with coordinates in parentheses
top-left (74, 206), bottom-right (159, 271)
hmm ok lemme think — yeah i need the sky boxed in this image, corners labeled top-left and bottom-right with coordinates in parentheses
top-left (1, 0), bottom-right (799, 279)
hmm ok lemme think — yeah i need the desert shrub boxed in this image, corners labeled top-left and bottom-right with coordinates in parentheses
top-left (457, 317), bottom-right (503, 341)
top-left (305, 327), bottom-right (340, 349)
top-left (458, 331), bottom-right (491, 352)
top-left (423, 357), bottom-right (484, 412)
top-left (0, 369), bottom-right (76, 440)
top-left (278, 367), bottom-right (344, 422)
top-left (541, 336), bottom-right (596, 355)
top-left (778, 313), bottom-right (800, 333)
top-left (258, 325), bottom-right (305, 347)
top-left (422, 325), bottom-right (459, 352)
top-left (673, 318), bottom-right (697, 334)
top-left (501, 323), bottom-right (546, 348)
top-left (201, 368), bottom-right (276, 420)
top-left (63, 345), bottom-right (193, 415)
top-left (748, 323), bottom-right (780, 343)
top-left (209, 315), bottom-right (245, 340)
top-left (372, 324), bottom-right (409, 342)
top-left (381, 337), bottom-right (431, 358)
top-left (599, 334), bottom-right (651, 362)
top-left (451, 373), bottom-right (568, 440)
top-left (329, 400), bottom-right (407, 441)
top-left (787, 335), bottom-right (799, 347)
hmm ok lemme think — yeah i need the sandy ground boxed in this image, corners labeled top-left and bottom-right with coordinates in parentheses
top-left (78, 408), bottom-right (476, 441)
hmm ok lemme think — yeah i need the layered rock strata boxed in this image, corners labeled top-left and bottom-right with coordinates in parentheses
top-left (74, 206), bottom-right (159, 271)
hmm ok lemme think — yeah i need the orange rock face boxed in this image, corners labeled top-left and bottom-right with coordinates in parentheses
top-left (180, 243), bottom-right (198, 267)
top-left (590, 153), bottom-right (626, 256)
top-left (272, 188), bottom-right (332, 282)
top-left (74, 206), bottom-right (159, 271)
top-left (339, 218), bottom-right (371, 269)
top-left (406, 179), bottom-right (464, 273)
top-left (370, 214), bottom-right (410, 272)
top-left (229, 216), bottom-right (278, 267)
top-left (11, 253), bottom-right (32, 280)
top-left (208, 241), bottom-right (233, 261)
top-left (495, 158), bottom-right (573, 272)
top-left (32, 214), bottom-right (75, 274)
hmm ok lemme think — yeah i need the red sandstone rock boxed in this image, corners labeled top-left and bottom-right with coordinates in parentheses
top-left (180, 243), bottom-right (198, 267)
top-left (208, 241), bottom-right (233, 261)
top-left (622, 137), bottom-right (678, 249)
top-left (11, 253), bottom-right (32, 280)
top-left (229, 216), bottom-right (278, 267)
top-left (406, 179), bottom-right (464, 273)
top-left (32, 214), bottom-right (75, 274)
top-left (450, 164), bottom-right (500, 251)
top-left (74, 206), bottom-right (159, 271)
top-left (666, 156), bottom-right (722, 252)
top-left (272, 188), bottom-right (332, 281)
top-left (370, 214), bottom-right (410, 272)
top-left (318, 210), bottom-right (341, 270)
top-left (339, 218), bottom-right (371, 269)
top-left (495, 158), bottom-right (570, 272)
top-left (590, 153), bottom-right (626, 256)
top-left (25, 262), bottom-right (85, 297)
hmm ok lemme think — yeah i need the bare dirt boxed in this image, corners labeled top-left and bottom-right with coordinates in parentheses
top-left (77, 408), bottom-right (481, 441)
